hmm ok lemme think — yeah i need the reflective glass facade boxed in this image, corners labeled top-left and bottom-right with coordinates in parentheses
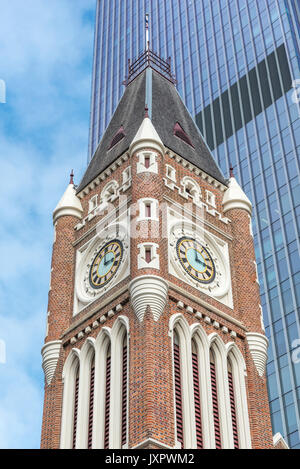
top-left (89, 0), bottom-right (300, 448)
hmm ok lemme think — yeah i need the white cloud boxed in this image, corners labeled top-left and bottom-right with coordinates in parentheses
top-left (0, 0), bottom-right (95, 448)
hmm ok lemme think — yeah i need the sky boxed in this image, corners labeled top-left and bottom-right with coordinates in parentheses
top-left (0, 0), bottom-right (96, 448)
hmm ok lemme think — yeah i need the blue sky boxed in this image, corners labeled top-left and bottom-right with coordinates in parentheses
top-left (0, 0), bottom-right (96, 448)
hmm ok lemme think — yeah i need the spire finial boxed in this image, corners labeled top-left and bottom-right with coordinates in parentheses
top-left (230, 164), bottom-right (234, 178)
top-left (70, 169), bottom-right (74, 185)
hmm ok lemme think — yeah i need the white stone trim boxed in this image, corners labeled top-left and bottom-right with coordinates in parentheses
top-left (132, 438), bottom-right (181, 449)
top-left (168, 280), bottom-right (244, 330)
top-left (41, 340), bottom-right (62, 385)
top-left (100, 180), bottom-right (119, 203)
top-left (88, 194), bottom-right (98, 214)
top-left (206, 190), bottom-right (216, 208)
top-left (109, 316), bottom-right (129, 449)
top-left (136, 150), bottom-right (158, 174)
top-left (167, 150), bottom-right (227, 192)
top-left (76, 338), bottom-right (95, 448)
top-left (168, 212), bottom-right (233, 309)
top-left (73, 219), bottom-right (130, 315)
top-left (137, 243), bottom-right (160, 270)
top-left (226, 343), bottom-right (252, 449)
top-left (122, 166), bottom-right (131, 184)
top-left (169, 314), bottom-right (197, 449)
top-left (129, 275), bottom-right (168, 322)
top-left (137, 198), bottom-right (159, 221)
top-left (246, 332), bottom-right (269, 377)
top-left (180, 176), bottom-right (202, 203)
top-left (209, 334), bottom-right (235, 449)
top-left (92, 329), bottom-right (111, 449)
top-left (191, 324), bottom-right (215, 449)
top-left (273, 432), bottom-right (289, 449)
top-left (60, 348), bottom-right (80, 449)
top-left (165, 164), bottom-right (176, 182)
top-left (77, 153), bottom-right (130, 199)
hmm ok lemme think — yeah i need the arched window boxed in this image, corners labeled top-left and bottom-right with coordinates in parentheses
top-left (210, 350), bottom-right (222, 449)
top-left (61, 350), bottom-right (81, 449)
top-left (192, 339), bottom-right (203, 449)
top-left (101, 180), bottom-right (119, 203)
top-left (173, 331), bottom-right (184, 447)
top-left (227, 359), bottom-right (239, 449)
top-left (72, 363), bottom-right (80, 449)
top-left (87, 356), bottom-right (95, 449)
top-left (104, 344), bottom-right (111, 449)
top-left (121, 335), bottom-right (128, 447)
top-left (226, 345), bottom-right (252, 449)
top-left (181, 177), bottom-right (201, 203)
top-left (92, 318), bottom-right (129, 449)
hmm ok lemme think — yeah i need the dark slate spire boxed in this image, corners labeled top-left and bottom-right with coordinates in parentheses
top-left (77, 66), bottom-right (226, 193)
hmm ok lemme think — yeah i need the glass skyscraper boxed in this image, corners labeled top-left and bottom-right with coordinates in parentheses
top-left (88, 0), bottom-right (300, 448)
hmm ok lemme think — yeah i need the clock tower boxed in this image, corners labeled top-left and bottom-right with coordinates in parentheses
top-left (41, 51), bottom-right (280, 449)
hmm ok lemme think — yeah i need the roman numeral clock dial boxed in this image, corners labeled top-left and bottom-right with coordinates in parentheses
top-left (89, 239), bottom-right (123, 289)
top-left (176, 237), bottom-right (216, 284)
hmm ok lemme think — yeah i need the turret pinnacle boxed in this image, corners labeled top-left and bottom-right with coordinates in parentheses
top-left (53, 174), bottom-right (83, 224)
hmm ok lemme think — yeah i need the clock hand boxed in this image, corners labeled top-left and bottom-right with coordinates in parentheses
top-left (104, 255), bottom-right (114, 266)
top-left (193, 245), bottom-right (202, 263)
top-left (104, 253), bottom-right (112, 266)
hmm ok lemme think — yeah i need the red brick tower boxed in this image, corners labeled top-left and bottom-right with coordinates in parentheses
top-left (41, 52), bottom-right (276, 449)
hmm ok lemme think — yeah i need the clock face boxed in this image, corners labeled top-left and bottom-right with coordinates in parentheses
top-left (89, 239), bottom-right (123, 289)
top-left (176, 237), bottom-right (216, 284)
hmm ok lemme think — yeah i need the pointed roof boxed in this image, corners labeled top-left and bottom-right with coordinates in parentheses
top-left (222, 176), bottom-right (252, 215)
top-left (53, 182), bottom-right (83, 224)
top-left (129, 113), bottom-right (165, 156)
top-left (77, 68), bottom-right (226, 193)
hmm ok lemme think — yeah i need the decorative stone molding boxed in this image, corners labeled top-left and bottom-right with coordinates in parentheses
top-left (137, 198), bottom-right (159, 221)
top-left (168, 215), bottom-right (233, 308)
top-left (136, 150), bottom-right (158, 174)
top-left (206, 190), bottom-right (216, 208)
top-left (222, 177), bottom-right (252, 215)
top-left (77, 153), bottom-right (129, 199)
top-left (167, 150), bottom-right (227, 192)
top-left (163, 180), bottom-right (230, 225)
top-left (75, 183), bottom-right (131, 232)
top-left (41, 340), bottom-right (62, 385)
top-left (74, 221), bottom-right (129, 314)
top-left (246, 332), bottom-right (269, 377)
top-left (132, 437), bottom-right (179, 450)
top-left (165, 164), bottom-right (176, 182)
top-left (53, 184), bottom-right (83, 224)
top-left (137, 243), bottom-right (160, 270)
top-left (129, 275), bottom-right (168, 322)
top-left (273, 432), bottom-right (289, 449)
